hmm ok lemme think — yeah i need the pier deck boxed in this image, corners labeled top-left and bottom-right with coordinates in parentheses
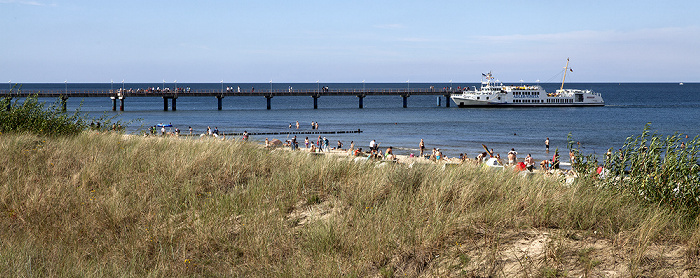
top-left (0, 88), bottom-right (457, 110)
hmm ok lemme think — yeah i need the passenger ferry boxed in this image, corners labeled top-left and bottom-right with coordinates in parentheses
top-left (450, 59), bottom-right (604, 107)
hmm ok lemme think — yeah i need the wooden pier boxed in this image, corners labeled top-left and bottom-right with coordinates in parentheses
top-left (0, 88), bottom-right (456, 111)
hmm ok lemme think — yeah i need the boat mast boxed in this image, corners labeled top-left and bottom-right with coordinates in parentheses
top-left (560, 58), bottom-right (569, 90)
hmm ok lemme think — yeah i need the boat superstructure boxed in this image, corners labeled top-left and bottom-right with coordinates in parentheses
top-left (450, 59), bottom-right (604, 107)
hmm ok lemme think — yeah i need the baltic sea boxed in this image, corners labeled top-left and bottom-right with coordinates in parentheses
top-left (8, 82), bottom-right (699, 163)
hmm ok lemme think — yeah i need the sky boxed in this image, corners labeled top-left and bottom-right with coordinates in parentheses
top-left (2, 0), bottom-right (699, 83)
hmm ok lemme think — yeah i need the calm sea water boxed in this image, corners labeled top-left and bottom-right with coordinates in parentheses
top-left (8, 82), bottom-right (700, 163)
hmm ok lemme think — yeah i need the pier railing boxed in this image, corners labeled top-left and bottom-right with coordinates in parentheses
top-left (0, 88), bottom-right (458, 110)
top-left (0, 88), bottom-right (456, 97)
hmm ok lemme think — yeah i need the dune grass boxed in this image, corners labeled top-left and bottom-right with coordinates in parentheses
top-left (1, 132), bottom-right (699, 277)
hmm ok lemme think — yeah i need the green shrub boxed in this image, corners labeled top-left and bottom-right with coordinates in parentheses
top-left (570, 124), bottom-right (700, 216)
top-left (0, 94), bottom-right (122, 136)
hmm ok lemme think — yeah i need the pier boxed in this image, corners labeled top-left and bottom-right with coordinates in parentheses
top-left (0, 88), bottom-right (455, 111)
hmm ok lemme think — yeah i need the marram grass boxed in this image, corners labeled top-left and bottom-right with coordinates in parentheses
top-left (1, 132), bottom-right (698, 277)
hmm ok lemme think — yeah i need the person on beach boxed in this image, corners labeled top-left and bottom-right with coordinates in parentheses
top-left (242, 131), bottom-right (249, 141)
top-left (315, 122), bottom-right (319, 130)
top-left (161, 125), bottom-right (166, 136)
top-left (369, 140), bottom-right (378, 157)
top-left (265, 138), bottom-right (269, 147)
top-left (435, 148), bottom-right (443, 161)
top-left (207, 126), bottom-right (211, 136)
top-left (291, 136), bottom-right (297, 150)
top-left (296, 121), bottom-right (299, 129)
top-left (188, 126), bottom-right (192, 135)
top-left (317, 136), bottom-right (323, 152)
top-left (304, 137), bottom-right (309, 149)
top-left (385, 146), bottom-right (396, 161)
top-left (552, 150), bottom-right (560, 169)
top-left (525, 154), bottom-right (534, 172)
top-left (349, 141), bottom-right (355, 153)
top-left (324, 137), bottom-right (330, 152)
top-left (507, 148), bottom-right (518, 165)
top-left (311, 121), bottom-right (315, 129)
top-left (419, 139), bottom-right (425, 157)
top-left (337, 140), bottom-right (343, 150)
top-left (545, 137), bottom-right (550, 152)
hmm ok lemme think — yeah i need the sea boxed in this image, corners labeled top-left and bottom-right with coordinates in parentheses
top-left (6, 82), bottom-right (699, 163)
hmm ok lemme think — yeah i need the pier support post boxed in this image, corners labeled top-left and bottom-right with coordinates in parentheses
top-left (172, 97), bottom-right (177, 111)
top-left (163, 97), bottom-right (169, 111)
top-left (402, 95), bottom-right (409, 108)
top-left (111, 97), bottom-right (117, 111)
top-left (216, 96), bottom-right (223, 110)
top-left (4, 97), bottom-right (11, 111)
top-left (265, 96), bottom-right (272, 110)
top-left (357, 95), bottom-right (364, 109)
top-left (119, 98), bottom-right (124, 111)
top-left (313, 95), bottom-right (318, 109)
top-left (60, 96), bottom-right (68, 112)
top-left (445, 95), bottom-right (450, 108)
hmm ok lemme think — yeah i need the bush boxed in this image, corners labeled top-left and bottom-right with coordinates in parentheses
top-left (570, 124), bottom-right (700, 216)
top-left (0, 94), bottom-right (121, 136)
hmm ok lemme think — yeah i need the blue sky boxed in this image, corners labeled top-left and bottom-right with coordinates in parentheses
top-left (2, 0), bottom-right (699, 83)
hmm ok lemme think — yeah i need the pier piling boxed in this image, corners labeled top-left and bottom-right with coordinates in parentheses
top-left (216, 96), bottom-right (223, 110)
top-left (265, 96), bottom-right (272, 110)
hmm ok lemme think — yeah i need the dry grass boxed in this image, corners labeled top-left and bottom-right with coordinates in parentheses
top-left (1, 132), bottom-right (699, 277)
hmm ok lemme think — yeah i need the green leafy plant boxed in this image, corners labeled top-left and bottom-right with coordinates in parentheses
top-left (0, 94), bottom-right (123, 136)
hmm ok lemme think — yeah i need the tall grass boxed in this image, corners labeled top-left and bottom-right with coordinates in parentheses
top-left (1, 132), bottom-right (698, 276)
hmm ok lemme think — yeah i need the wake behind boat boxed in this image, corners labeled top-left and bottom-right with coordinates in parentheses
top-left (450, 59), bottom-right (604, 107)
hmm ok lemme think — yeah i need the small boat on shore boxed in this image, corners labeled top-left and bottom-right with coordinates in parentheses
top-left (450, 59), bottom-right (604, 107)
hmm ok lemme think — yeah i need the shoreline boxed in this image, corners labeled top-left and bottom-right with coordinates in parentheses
top-left (146, 131), bottom-right (574, 174)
